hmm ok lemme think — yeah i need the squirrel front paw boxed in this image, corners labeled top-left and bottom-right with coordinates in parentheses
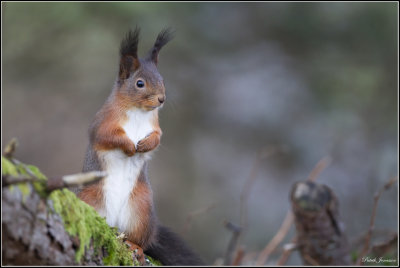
top-left (136, 139), bottom-right (149, 153)
top-left (123, 141), bottom-right (136, 156)
top-left (136, 132), bottom-right (160, 153)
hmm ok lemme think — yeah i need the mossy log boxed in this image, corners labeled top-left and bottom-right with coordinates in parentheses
top-left (1, 156), bottom-right (160, 266)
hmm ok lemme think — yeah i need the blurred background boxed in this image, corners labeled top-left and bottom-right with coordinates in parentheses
top-left (2, 2), bottom-right (398, 265)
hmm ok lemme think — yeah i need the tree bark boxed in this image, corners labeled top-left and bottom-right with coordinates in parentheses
top-left (1, 156), bottom-right (157, 266)
top-left (2, 182), bottom-right (93, 265)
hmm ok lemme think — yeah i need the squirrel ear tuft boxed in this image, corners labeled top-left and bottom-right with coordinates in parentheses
top-left (147, 27), bottom-right (174, 65)
top-left (119, 27), bottom-right (141, 80)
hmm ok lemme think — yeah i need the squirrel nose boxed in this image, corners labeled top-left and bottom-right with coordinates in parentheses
top-left (158, 96), bottom-right (165, 104)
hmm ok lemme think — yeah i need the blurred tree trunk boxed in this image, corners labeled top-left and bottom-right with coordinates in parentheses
top-left (290, 181), bottom-right (351, 265)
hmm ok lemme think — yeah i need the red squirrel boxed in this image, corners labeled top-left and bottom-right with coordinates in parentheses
top-left (78, 27), bottom-right (203, 265)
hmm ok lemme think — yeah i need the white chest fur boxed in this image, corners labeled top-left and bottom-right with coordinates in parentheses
top-left (123, 109), bottom-right (155, 146)
top-left (99, 108), bottom-right (155, 232)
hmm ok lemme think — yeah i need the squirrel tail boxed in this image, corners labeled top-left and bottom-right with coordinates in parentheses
top-left (145, 225), bottom-right (204, 266)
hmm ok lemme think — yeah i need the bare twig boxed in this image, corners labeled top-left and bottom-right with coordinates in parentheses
top-left (232, 247), bottom-right (245, 266)
top-left (371, 233), bottom-right (398, 256)
top-left (276, 236), bottom-right (298, 265)
top-left (3, 138), bottom-right (18, 158)
top-left (63, 171), bottom-right (107, 186)
top-left (256, 156), bottom-right (331, 266)
top-left (307, 156), bottom-right (331, 182)
top-left (256, 211), bottom-right (294, 265)
top-left (350, 228), bottom-right (397, 253)
top-left (356, 176), bottom-right (398, 265)
top-left (10, 158), bottom-right (37, 178)
top-left (2, 138), bottom-right (106, 192)
top-left (303, 254), bottom-right (320, 266)
top-left (3, 168), bottom-right (106, 193)
top-left (2, 139), bottom-right (41, 180)
top-left (242, 251), bottom-right (259, 265)
top-left (223, 220), bottom-right (242, 265)
top-left (47, 171), bottom-right (107, 192)
top-left (229, 146), bottom-right (289, 265)
top-left (2, 175), bottom-right (38, 187)
top-left (182, 203), bottom-right (216, 235)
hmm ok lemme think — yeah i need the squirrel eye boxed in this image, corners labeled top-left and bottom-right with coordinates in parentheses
top-left (136, 80), bottom-right (145, 88)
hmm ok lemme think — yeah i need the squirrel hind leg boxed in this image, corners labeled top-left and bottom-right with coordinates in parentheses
top-left (144, 225), bottom-right (205, 266)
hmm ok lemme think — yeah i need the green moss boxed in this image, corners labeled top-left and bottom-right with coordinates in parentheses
top-left (2, 156), bottom-right (160, 266)
top-left (27, 164), bottom-right (47, 180)
top-left (2, 156), bottom-right (47, 181)
top-left (2, 157), bottom-right (19, 176)
top-left (49, 189), bottom-right (134, 265)
top-left (2, 157), bottom-right (35, 201)
top-left (2, 157), bottom-right (48, 197)
top-left (146, 255), bottom-right (162, 266)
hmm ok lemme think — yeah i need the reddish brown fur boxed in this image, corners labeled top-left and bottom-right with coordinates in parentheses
top-left (80, 29), bottom-right (177, 259)
top-left (126, 179), bottom-right (157, 249)
top-left (78, 180), bottom-right (104, 211)
top-left (87, 88), bottom-right (161, 250)
top-left (125, 240), bottom-right (146, 265)
top-left (92, 92), bottom-right (137, 155)
top-left (136, 131), bottom-right (161, 153)
top-left (92, 87), bottom-right (162, 155)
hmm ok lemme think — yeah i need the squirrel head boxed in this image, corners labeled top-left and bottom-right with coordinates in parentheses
top-left (117, 27), bottom-right (174, 111)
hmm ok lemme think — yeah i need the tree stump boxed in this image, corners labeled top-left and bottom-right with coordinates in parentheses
top-left (290, 181), bottom-right (351, 265)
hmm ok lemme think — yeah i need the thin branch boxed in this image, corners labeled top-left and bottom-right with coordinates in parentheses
top-left (223, 220), bottom-right (242, 265)
top-left (371, 233), bottom-right (398, 256)
top-left (2, 139), bottom-right (106, 192)
top-left (229, 146), bottom-right (288, 265)
top-left (2, 175), bottom-right (38, 187)
top-left (350, 228), bottom-right (397, 252)
top-left (3, 168), bottom-right (106, 193)
top-left (256, 156), bottom-right (331, 266)
top-left (276, 236), bottom-right (298, 265)
top-left (303, 254), bottom-right (320, 266)
top-left (241, 251), bottom-right (259, 265)
top-left (231, 247), bottom-right (245, 266)
top-left (63, 171), bottom-right (107, 186)
top-left (307, 156), bottom-right (331, 182)
top-left (356, 176), bottom-right (398, 265)
top-left (10, 158), bottom-right (37, 178)
top-left (3, 138), bottom-right (18, 158)
top-left (47, 171), bottom-right (107, 192)
top-left (256, 211), bottom-right (294, 265)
